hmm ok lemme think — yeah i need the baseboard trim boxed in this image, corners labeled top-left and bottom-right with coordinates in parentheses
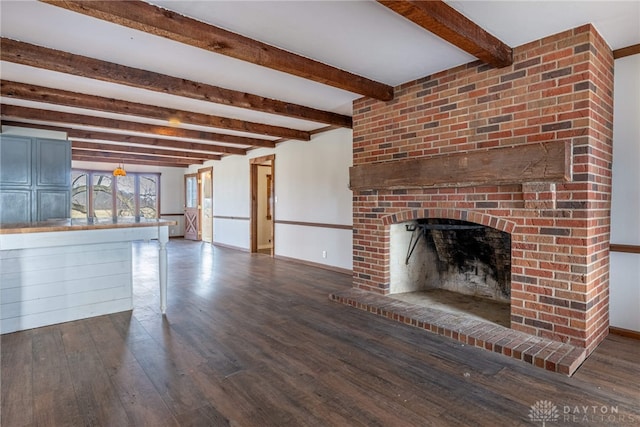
top-left (609, 326), bottom-right (640, 340)
top-left (274, 254), bottom-right (352, 276)
top-left (212, 242), bottom-right (249, 252)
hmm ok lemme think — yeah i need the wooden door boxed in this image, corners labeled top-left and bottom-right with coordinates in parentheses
top-left (199, 167), bottom-right (213, 243)
top-left (184, 173), bottom-right (199, 240)
top-left (250, 155), bottom-right (275, 255)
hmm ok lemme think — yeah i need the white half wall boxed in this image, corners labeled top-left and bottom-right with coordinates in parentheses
top-left (0, 240), bottom-right (132, 334)
top-left (610, 253), bottom-right (640, 331)
top-left (275, 224), bottom-right (352, 271)
top-left (610, 54), bottom-right (640, 332)
top-left (213, 218), bottom-right (250, 250)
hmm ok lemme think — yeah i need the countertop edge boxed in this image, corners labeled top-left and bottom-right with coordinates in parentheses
top-left (0, 220), bottom-right (178, 235)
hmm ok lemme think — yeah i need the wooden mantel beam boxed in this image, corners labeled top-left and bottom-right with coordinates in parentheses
top-left (0, 37), bottom-right (352, 128)
top-left (1, 120), bottom-right (247, 155)
top-left (0, 105), bottom-right (276, 149)
top-left (40, 0), bottom-right (393, 101)
top-left (377, 0), bottom-right (512, 68)
top-left (1, 81), bottom-right (311, 141)
top-left (349, 141), bottom-right (569, 191)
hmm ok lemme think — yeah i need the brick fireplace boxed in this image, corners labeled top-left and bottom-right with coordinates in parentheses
top-left (340, 25), bottom-right (614, 367)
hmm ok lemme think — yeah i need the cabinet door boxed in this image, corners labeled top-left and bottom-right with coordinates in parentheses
top-left (0, 135), bottom-right (32, 187)
top-left (0, 189), bottom-right (31, 224)
top-left (36, 189), bottom-right (70, 221)
top-left (36, 138), bottom-right (71, 187)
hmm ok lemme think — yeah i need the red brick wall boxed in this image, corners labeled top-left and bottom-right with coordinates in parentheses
top-left (351, 25), bottom-right (614, 352)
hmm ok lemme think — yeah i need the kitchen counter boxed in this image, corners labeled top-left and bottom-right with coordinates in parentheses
top-left (0, 217), bottom-right (176, 334)
top-left (0, 217), bottom-right (175, 234)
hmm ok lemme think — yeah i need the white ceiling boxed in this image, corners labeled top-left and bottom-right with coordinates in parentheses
top-left (1, 0), bottom-right (639, 157)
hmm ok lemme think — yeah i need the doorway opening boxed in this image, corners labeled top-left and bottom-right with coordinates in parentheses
top-left (184, 167), bottom-right (213, 242)
top-left (250, 155), bottom-right (274, 255)
top-left (199, 167), bottom-right (213, 243)
top-left (184, 172), bottom-right (199, 241)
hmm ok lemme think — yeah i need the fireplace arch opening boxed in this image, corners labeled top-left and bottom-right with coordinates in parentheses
top-left (389, 218), bottom-right (511, 326)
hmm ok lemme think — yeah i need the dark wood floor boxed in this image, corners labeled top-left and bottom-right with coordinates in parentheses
top-left (2, 239), bottom-right (639, 426)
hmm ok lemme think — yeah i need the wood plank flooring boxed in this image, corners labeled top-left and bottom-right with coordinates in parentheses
top-left (2, 239), bottom-right (639, 426)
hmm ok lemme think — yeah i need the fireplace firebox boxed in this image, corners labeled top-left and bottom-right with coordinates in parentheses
top-left (391, 218), bottom-right (510, 302)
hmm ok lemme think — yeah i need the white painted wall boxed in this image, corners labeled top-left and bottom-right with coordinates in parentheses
top-left (275, 130), bottom-right (352, 225)
top-left (208, 154), bottom-right (251, 249)
top-left (271, 129), bottom-right (353, 270)
top-left (610, 54), bottom-right (640, 332)
top-left (3, 125), bottom-right (352, 270)
top-left (1, 125), bottom-right (67, 140)
top-left (204, 128), bottom-right (353, 269)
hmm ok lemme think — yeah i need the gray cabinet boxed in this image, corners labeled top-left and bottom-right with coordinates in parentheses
top-left (0, 135), bottom-right (71, 224)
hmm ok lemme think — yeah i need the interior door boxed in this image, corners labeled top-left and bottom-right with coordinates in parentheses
top-left (184, 173), bottom-right (199, 240)
top-left (250, 155), bottom-right (275, 255)
top-left (199, 167), bottom-right (213, 243)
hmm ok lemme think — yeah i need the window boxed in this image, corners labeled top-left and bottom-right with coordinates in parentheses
top-left (139, 175), bottom-right (158, 219)
top-left (93, 173), bottom-right (114, 218)
top-left (71, 171), bottom-right (88, 218)
top-left (72, 169), bottom-right (160, 219)
top-left (116, 175), bottom-right (135, 217)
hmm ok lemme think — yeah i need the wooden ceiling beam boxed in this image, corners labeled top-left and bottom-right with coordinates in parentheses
top-left (72, 153), bottom-right (190, 168)
top-left (71, 140), bottom-right (222, 161)
top-left (1, 80), bottom-right (310, 141)
top-left (1, 120), bottom-right (247, 155)
top-left (613, 43), bottom-right (640, 59)
top-left (41, 0), bottom-right (393, 101)
top-left (1, 105), bottom-right (276, 148)
top-left (0, 37), bottom-right (352, 128)
top-left (72, 149), bottom-right (199, 165)
top-left (377, 0), bottom-right (512, 68)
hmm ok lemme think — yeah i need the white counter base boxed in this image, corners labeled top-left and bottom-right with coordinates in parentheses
top-left (0, 225), bottom-right (169, 334)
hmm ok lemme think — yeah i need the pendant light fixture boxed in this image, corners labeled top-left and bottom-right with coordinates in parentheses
top-left (113, 162), bottom-right (126, 177)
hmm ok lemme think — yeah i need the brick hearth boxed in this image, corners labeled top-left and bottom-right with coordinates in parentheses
top-left (330, 289), bottom-right (587, 376)
top-left (338, 24), bottom-right (614, 371)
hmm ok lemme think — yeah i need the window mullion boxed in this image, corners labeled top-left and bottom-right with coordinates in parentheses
top-left (112, 174), bottom-right (118, 220)
top-left (88, 172), bottom-right (94, 218)
top-left (135, 174), bottom-right (141, 218)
